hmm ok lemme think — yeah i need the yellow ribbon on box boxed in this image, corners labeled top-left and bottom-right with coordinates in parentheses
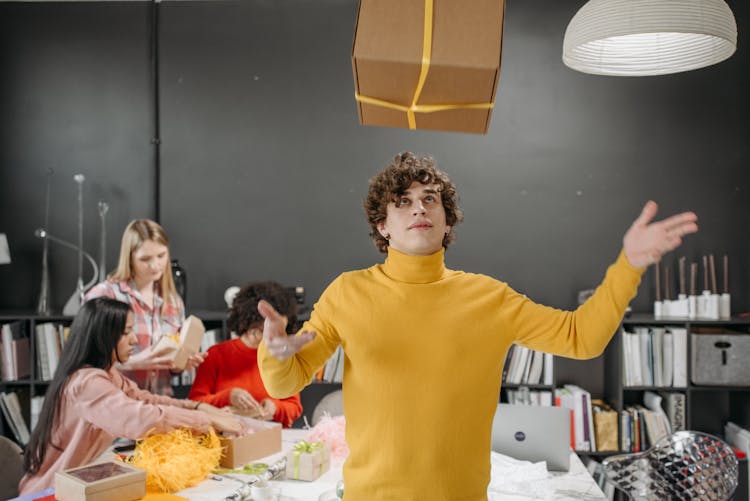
top-left (292, 440), bottom-right (326, 478)
top-left (355, 0), bottom-right (495, 130)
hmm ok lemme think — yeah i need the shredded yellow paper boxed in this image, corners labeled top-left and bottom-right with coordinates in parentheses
top-left (126, 428), bottom-right (222, 492)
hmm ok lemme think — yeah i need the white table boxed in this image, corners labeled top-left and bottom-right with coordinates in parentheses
top-left (177, 430), bottom-right (605, 501)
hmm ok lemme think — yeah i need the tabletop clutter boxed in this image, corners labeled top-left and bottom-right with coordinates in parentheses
top-left (52, 416), bottom-right (341, 501)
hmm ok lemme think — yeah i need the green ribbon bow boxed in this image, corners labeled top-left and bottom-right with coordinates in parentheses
top-left (292, 440), bottom-right (325, 478)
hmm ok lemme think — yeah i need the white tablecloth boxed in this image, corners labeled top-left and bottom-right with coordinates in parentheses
top-left (177, 429), bottom-right (606, 501)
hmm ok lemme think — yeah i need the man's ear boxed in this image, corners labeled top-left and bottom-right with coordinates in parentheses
top-left (377, 221), bottom-right (388, 238)
top-left (445, 225), bottom-right (451, 235)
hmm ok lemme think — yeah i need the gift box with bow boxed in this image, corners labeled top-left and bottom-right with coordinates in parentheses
top-left (285, 440), bottom-right (331, 482)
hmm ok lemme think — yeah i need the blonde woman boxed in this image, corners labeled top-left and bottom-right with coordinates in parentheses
top-left (85, 219), bottom-right (205, 395)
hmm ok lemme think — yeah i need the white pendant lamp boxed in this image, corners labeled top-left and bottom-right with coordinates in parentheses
top-left (563, 0), bottom-right (737, 76)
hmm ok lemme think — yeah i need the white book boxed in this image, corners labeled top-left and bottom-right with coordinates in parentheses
top-left (637, 328), bottom-right (653, 386)
top-left (643, 390), bottom-right (671, 435)
top-left (527, 350), bottom-right (544, 385)
top-left (1, 324), bottom-right (14, 381)
top-left (670, 328), bottom-right (688, 387)
top-left (664, 392), bottom-right (686, 432)
top-left (30, 395), bottom-right (45, 431)
top-left (333, 347), bottom-right (345, 383)
top-left (520, 348), bottom-right (534, 384)
top-left (43, 324), bottom-right (60, 378)
top-left (620, 329), bottom-right (633, 386)
top-left (725, 422), bottom-right (750, 454)
top-left (322, 347), bottom-right (341, 382)
top-left (201, 329), bottom-right (220, 352)
top-left (512, 347), bottom-right (531, 384)
top-left (0, 392), bottom-right (30, 445)
top-left (662, 331), bottom-right (674, 387)
top-left (35, 324), bottom-right (52, 381)
top-left (564, 384), bottom-right (589, 451)
top-left (543, 353), bottom-right (554, 385)
top-left (624, 330), bottom-right (643, 386)
top-left (503, 345), bottom-right (519, 383)
top-left (651, 328), bottom-right (664, 387)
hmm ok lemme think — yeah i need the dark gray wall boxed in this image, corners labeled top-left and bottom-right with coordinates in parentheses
top-left (0, 2), bottom-right (154, 311)
top-left (1, 0), bottom-right (749, 393)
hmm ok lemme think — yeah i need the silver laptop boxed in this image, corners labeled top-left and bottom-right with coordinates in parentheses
top-left (491, 403), bottom-right (571, 471)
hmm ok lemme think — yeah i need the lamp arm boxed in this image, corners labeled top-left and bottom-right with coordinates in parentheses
top-left (34, 229), bottom-right (100, 292)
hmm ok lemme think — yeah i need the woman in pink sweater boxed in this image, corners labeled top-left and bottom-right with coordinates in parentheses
top-left (19, 297), bottom-right (244, 496)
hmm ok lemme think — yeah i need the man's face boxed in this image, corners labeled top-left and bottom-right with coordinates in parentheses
top-left (377, 181), bottom-right (450, 256)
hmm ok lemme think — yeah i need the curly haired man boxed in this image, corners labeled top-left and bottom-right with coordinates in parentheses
top-left (258, 152), bottom-right (698, 500)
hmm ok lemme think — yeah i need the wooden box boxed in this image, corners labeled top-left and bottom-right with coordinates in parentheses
top-left (54, 461), bottom-right (146, 501)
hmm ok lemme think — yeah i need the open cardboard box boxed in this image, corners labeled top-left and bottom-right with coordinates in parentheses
top-left (352, 0), bottom-right (505, 134)
top-left (54, 460), bottom-right (146, 501)
top-left (219, 417), bottom-right (282, 468)
top-left (152, 315), bottom-right (205, 370)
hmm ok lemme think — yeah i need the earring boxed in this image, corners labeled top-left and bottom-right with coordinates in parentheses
top-left (384, 233), bottom-right (390, 240)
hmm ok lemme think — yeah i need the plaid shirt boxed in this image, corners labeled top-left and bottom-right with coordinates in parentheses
top-left (84, 279), bottom-right (185, 395)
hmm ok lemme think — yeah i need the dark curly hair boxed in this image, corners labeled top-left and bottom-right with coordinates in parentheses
top-left (227, 281), bottom-right (297, 335)
top-left (364, 152), bottom-right (464, 253)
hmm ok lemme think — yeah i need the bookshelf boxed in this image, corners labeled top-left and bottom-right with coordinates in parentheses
top-left (0, 313), bottom-right (75, 446)
top-left (604, 314), bottom-right (750, 451)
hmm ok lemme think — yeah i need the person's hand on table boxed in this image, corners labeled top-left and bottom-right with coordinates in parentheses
top-left (230, 388), bottom-right (262, 415)
top-left (258, 399), bottom-right (276, 421)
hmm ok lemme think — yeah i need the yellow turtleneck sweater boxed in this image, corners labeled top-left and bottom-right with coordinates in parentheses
top-left (259, 247), bottom-right (643, 500)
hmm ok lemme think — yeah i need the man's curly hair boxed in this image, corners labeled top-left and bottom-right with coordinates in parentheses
top-left (227, 281), bottom-right (297, 335)
top-left (364, 152), bottom-right (464, 253)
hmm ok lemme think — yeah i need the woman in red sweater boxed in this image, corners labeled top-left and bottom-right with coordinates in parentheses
top-left (189, 281), bottom-right (302, 427)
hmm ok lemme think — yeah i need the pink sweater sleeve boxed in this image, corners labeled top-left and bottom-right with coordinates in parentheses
top-left (114, 370), bottom-right (197, 409)
top-left (70, 369), bottom-right (211, 437)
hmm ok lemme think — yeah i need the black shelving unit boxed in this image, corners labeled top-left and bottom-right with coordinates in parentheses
top-left (602, 314), bottom-right (750, 501)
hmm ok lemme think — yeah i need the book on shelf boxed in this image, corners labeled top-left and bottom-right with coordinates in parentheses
top-left (726, 421), bottom-right (750, 455)
top-left (643, 390), bottom-right (671, 437)
top-left (35, 322), bottom-right (64, 382)
top-left (503, 345), bottom-right (551, 385)
top-left (621, 326), bottom-right (687, 388)
top-left (1, 321), bottom-right (29, 381)
top-left (317, 346), bottom-right (344, 383)
top-left (0, 391), bottom-right (30, 445)
top-left (663, 392), bottom-right (685, 432)
top-left (554, 387), bottom-right (578, 451)
top-left (562, 384), bottom-right (596, 452)
top-left (671, 328), bottom-right (688, 387)
top-left (504, 387), bottom-right (553, 406)
top-left (662, 330), bottom-right (674, 387)
top-left (30, 395), bottom-right (45, 432)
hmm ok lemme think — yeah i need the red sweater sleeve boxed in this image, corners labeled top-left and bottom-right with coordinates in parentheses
top-left (271, 393), bottom-right (303, 428)
top-left (188, 346), bottom-right (233, 407)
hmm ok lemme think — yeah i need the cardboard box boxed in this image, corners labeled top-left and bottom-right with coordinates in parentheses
top-left (352, 0), bottom-right (504, 134)
top-left (152, 315), bottom-right (205, 370)
top-left (54, 461), bottom-right (146, 501)
top-left (219, 417), bottom-right (282, 468)
top-left (285, 441), bottom-right (331, 482)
